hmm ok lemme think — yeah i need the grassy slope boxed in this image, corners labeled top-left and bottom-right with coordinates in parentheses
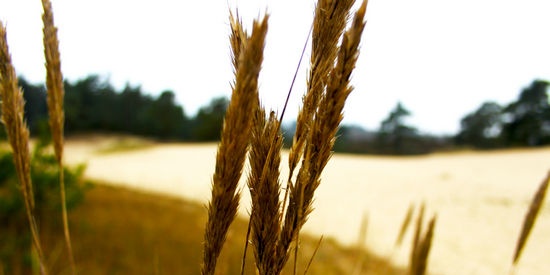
top-left (36, 183), bottom-right (405, 274)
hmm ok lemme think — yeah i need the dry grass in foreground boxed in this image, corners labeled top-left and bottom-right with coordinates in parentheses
top-left (35, 183), bottom-right (406, 275)
top-left (2, 0), bottom-right (548, 273)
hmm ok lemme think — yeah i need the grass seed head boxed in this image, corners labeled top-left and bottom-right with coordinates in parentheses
top-left (202, 14), bottom-right (268, 275)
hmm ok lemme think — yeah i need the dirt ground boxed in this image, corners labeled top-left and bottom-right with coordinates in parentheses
top-left (65, 137), bottom-right (550, 275)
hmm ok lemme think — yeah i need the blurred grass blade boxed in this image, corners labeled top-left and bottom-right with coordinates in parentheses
top-left (303, 235), bottom-right (323, 275)
top-left (1, 22), bottom-right (48, 275)
top-left (414, 215), bottom-right (436, 275)
top-left (512, 171), bottom-right (550, 266)
top-left (395, 203), bottom-right (415, 249)
top-left (409, 202), bottom-right (425, 273)
top-left (352, 213), bottom-right (368, 275)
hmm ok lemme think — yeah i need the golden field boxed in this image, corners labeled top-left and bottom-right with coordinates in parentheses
top-left (64, 135), bottom-right (550, 275)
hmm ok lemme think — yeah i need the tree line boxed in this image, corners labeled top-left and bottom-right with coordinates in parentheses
top-left (455, 79), bottom-right (550, 149)
top-left (333, 79), bottom-right (550, 154)
top-left (5, 75), bottom-right (550, 155)
top-left (12, 75), bottom-right (228, 141)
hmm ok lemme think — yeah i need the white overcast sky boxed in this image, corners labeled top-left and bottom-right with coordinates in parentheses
top-left (1, 0), bottom-right (549, 134)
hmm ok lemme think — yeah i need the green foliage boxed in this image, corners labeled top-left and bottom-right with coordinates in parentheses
top-left (456, 79), bottom-right (550, 149)
top-left (456, 102), bottom-right (504, 149)
top-left (32, 142), bottom-right (87, 216)
top-left (0, 77), bottom-right (48, 140)
top-left (501, 79), bottom-right (550, 146)
top-left (0, 151), bottom-right (20, 220)
top-left (144, 91), bottom-right (189, 140)
top-left (191, 97), bottom-right (228, 141)
top-left (63, 75), bottom-right (190, 139)
top-left (374, 102), bottom-right (432, 155)
top-left (0, 138), bottom-right (87, 273)
top-left (17, 74), bottom-right (230, 142)
top-left (19, 77), bottom-right (48, 134)
top-left (65, 75), bottom-right (131, 132)
top-left (379, 102), bottom-right (415, 136)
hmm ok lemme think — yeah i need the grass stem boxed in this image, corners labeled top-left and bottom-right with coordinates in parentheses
top-left (41, 0), bottom-right (76, 272)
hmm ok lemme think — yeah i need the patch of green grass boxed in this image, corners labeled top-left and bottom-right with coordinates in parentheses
top-left (95, 136), bottom-right (155, 155)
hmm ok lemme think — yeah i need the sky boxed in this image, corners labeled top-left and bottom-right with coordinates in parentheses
top-left (1, 0), bottom-right (549, 135)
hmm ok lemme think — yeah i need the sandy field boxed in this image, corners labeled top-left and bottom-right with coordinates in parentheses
top-left (65, 137), bottom-right (550, 275)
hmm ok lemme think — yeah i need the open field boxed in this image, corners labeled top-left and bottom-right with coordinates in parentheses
top-left (65, 136), bottom-right (550, 275)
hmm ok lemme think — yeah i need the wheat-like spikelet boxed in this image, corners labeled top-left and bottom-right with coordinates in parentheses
top-left (276, 1), bottom-right (367, 273)
top-left (229, 9), bottom-right (246, 72)
top-left (230, 14), bottom-right (253, 273)
top-left (282, 0), bottom-right (356, 234)
top-left (0, 23), bottom-right (48, 275)
top-left (511, 171), bottom-right (550, 267)
top-left (41, 1), bottom-right (76, 273)
top-left (42, 0), bottom-right (64, 160)
top-left (281, 0), bottom-right (355, 222)
top-left (283, 0), bottom-right (355, 212)
top-left (304, 0), bottom-right (367, 177)
top-left (201, 15), bottom-right (267, 275)
top-left (247, 108), bottom-right (283, 274)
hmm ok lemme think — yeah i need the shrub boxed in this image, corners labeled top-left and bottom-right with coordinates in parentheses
top-left (0, 137), bottom-right (87, 273)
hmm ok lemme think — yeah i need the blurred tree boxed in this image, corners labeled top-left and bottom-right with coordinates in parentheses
top-left (144, 90), bottom-right (188, 140)
top-left (63, 75), bottom-right (190, 139)
top-left (0, 77), bottom-right (51, 139)
top-left (379, 102), bottom-right (415, 135)
top-left (117, 83), bottom-right (152, 135)
top-left (19, 77), bottom-right (48, 134)
top-left (95, 86), bottom-right (119, 131)
top-left (191, 97), bottom-right (228, 141)
top-left (455, 102), bottom-right (504, 149)
top-left (281, 121), bottom-right (296, 148)
top-left (64, 75), bottom-right (114, 132)
top-left (4, 74), bottom-right (246, 141)
top-left (375, 102), bottom-right (425, 154)
top-left (333, 124), bottom-right (374, 153)
top-left (0, 135), bottom-right (87, 274)
top-left (501, 79), bottom-right (550, 146)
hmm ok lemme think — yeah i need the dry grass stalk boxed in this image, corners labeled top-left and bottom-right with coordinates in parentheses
top-left (303, 235), bottom-right (324, 275)
top-left (291, 0), bottom-right (355, 157)
top-left (41, 0), bottom-right (75, 273)
top-left (413, 215), bottom-right (436, 275)
top-left (229, 12), bottom-right (252, 274)
top-left (41, 0), bottom-right (64, 161)
top-left (352, 213), bottom-right (368, 275)
top-left (281, 0), bottom-right (354, 217)
top-left (409, 203), bottom-right (425, 274)
top-left (409, 203), bottom-right (437, 275)
top-left (201, 15), bottom-right (267, 275)
top-left (247, 109), bottom-right (283, 274)
top-left (0, 23), bottom-right (48, 275)
top-left (395, 203), bottom-right (415, 249)
top-left (277, 0), bottom-right (368, 273)
top-left (283, 0), bottom-right (356, 214)
top-left (511, 171), bottom-right (550, 267)
top-left (209, 1), bottom-right (367, 273)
